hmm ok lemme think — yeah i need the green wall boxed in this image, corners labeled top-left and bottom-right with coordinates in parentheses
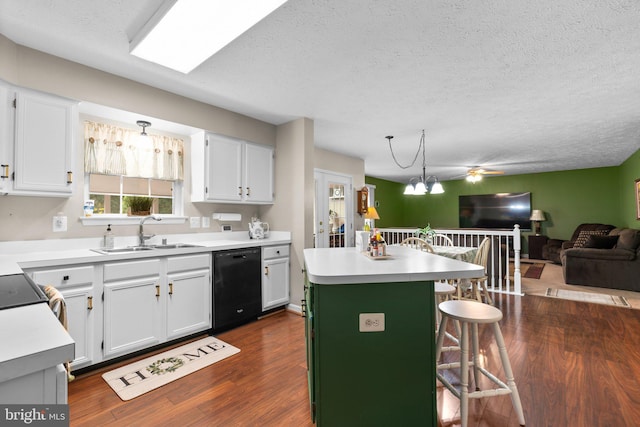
top-left (367, 148), bottom-right (640, 246)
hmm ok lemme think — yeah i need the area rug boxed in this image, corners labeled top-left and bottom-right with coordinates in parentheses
top-left (545, 288), bottom-right (631, 308)
top-left (102, 336), bottom-right (240, 401)
top-left (523, 262), bottom-right (545, 279)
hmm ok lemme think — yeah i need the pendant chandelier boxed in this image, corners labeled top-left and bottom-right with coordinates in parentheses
top-left (386, 130), bottom-right (444, 195)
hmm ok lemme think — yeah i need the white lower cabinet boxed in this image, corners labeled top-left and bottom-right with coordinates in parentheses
top-left (28, 265), bottom-right (97, 370)
top-left (103, 254), bottom-right (212, 360)
top-left (262, 245), bottom-right (290, 311)
top-left (166, 254), bottom-right (212, 340)
top-left (103, 259), bottom-right (162, 359)
top-left (25, 251), bottom-right (214, 369)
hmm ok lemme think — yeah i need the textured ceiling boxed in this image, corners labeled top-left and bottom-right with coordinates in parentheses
top-left (1, 0), bottom-right (639, 183)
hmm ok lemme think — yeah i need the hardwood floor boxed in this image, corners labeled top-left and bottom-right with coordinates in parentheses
top-left (69, 294), bottom-right (640, 426)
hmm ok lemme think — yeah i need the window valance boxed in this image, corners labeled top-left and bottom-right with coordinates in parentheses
top-left (84, 121), bottom-right (184, 181)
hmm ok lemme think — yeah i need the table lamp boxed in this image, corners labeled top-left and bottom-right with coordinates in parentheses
top-left (529, 210), bottom-right (546, 235)
top-left (363, 206), bottom-right (380, 231)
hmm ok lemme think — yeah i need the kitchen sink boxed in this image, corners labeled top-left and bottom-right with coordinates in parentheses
top-left (91, 246), bottom-right (156, 254)
top-left (151, 243), bottom-right (202, 249)
top-left (92, 243), bottom-right (202, 254)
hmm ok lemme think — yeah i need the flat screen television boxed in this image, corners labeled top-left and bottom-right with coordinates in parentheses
top-left (459, 192), bottom-right (531, 230)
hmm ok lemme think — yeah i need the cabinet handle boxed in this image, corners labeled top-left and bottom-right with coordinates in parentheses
top-left (155, 285), bottom-right (160, 297)
top-left (87, 296), bottom-right (93, 310)
top-left (63, 275), bottom-right (69, 281)
top-left (169, 282), bottom-right (173, 295)
top-left (66, 171), bottom-right (73, 184)
top-left (1, 165), bottom-right (8, 179)
top-left (238, 186), bottom-right (242, 196)
top-left (264, 266), bottom-right (269, 276)
top-left (246, 187), bottom-right (250, 196)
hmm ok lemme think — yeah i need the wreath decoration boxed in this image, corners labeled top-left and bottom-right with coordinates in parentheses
top-left (147, 357), bottom-right (185, 375)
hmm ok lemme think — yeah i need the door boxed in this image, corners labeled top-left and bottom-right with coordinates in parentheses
top-left (314, 170), bottom-right (353, 248)
top-left (14, 88), bottom-right (76, 195)
top-left (244, 142), bottom-right (274, 203)
top-left (103, 276), bottom-right (162, 358)
top-left (207, 133), bottom-right (243, 202)
top-left (262, 257), bottom-right (290, 310)
top-left (166, 268), bottom-right (211, 340)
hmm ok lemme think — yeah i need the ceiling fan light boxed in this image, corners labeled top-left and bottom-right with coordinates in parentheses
top-left (414, 181), bottom-right (427, 195)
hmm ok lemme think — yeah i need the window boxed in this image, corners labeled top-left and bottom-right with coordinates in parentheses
top-left (88, 174), bottom-right (174, 215)
top-left (84, 121), bottom-right (184, 216)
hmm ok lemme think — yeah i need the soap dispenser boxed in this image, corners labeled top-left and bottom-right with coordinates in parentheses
top-left (103, 224), bottom-right (114, 249)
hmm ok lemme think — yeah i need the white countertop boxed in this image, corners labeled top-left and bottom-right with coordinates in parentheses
top-left (304, 245), bottom-right (484, 285)
top-left (0, 231), bottom-right (291, 275)
top-left (0, 303), bottom-right (75, 382)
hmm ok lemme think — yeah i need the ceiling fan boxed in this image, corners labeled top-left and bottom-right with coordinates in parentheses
top-left (465, 167), bottom-right (504, 183)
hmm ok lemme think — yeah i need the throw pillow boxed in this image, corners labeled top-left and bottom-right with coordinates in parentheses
top-left (616, 229), bottom-right (640, 251)
top-left (584, 234), bottom-right (618, 249)
top-left (573, 230), bottom-right (609, 248)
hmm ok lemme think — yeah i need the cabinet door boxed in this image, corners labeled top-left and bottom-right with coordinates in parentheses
top-left (30, 265), bottom-right (96, 369)
top-left (262, 257), bottom-right (290, 310)
top-left (244, 142), bottom-right (274, 203)
top-left (207, 134), bottom-right (243, 202)
top-left (14, 88), bottom-right (76, 195)
top-left (59, 287), bottom-right (94, 368)
top-left (103, 276), bottom-right (162, 359)
top-left (166, 268), bottom-right (211, 340)
top-left (0, 82), bottom-right (13, 194)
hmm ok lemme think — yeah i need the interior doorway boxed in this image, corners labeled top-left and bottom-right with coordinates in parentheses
top-left (314, 170), bottom-right (353, 248)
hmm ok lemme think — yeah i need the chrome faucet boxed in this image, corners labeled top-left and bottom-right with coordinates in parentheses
top-left (139, 215), bottom-right (161, 246)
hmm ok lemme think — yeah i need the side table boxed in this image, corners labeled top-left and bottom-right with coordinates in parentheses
top-left (528, 235), bottom-right (548, 260)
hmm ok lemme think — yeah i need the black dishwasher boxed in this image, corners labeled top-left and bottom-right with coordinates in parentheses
top-left (213, 247), bottom-right (262, 331)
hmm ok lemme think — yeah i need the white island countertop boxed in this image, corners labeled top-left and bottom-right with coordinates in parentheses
top-left (304, 246), bottom-right (484, 285)
top-left (0, 303), bottom-right (74, 383)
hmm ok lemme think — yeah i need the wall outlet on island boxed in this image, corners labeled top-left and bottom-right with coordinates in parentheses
top-left (359, 313), bottom-right (385, 332)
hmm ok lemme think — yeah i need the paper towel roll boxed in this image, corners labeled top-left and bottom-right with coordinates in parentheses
top-left (212, 213), bottom-right (242, 221)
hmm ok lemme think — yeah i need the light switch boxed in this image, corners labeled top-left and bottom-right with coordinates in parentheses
top-left (190, 217), bottom-right (201, 228)
top-left (201, 216), bottom-right (210, 228)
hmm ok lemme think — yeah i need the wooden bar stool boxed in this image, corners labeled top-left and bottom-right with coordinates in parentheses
top-left (434, 282), bottom-right (459, 347)
top-left (435, 300), bottom-right (525, 427)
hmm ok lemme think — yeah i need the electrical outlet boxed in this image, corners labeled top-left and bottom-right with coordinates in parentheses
top-left (52, 215), bottom-right (67, 232)
top-left (359, 313), bottom-right (385, 332)
top-left (201, 216), bottom-right (211, 228)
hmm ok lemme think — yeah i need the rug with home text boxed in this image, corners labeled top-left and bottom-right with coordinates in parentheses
top-left (102, 337), bottom-right (240, 401)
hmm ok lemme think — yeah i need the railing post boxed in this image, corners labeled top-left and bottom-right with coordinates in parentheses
top-left (513, 225), bottom-right (521, 294)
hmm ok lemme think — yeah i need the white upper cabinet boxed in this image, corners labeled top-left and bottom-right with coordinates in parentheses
top-left (244, 142), bottom-right (275, 204)
top-left (191, 131), bottom-right (274, 204)
top-left (0, 81), bottom-right (78, 197)
top-left (0, 82), bottom-right (14, 194)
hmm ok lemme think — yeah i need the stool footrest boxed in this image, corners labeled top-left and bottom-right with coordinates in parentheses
top-left (440, 345), bottom-right (461, 353)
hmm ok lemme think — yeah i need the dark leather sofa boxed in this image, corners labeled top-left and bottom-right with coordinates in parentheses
top-left (561, 227), bottom-right (640, 292)
top-left (542, 223), bottom-right (616, 264)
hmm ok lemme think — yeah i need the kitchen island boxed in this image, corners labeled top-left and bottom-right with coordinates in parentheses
top-left (303, 245), bottom-right (483, 426)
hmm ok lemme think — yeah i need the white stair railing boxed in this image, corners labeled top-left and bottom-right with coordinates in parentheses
top-left (379, 226), bottom-right (522, 296)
